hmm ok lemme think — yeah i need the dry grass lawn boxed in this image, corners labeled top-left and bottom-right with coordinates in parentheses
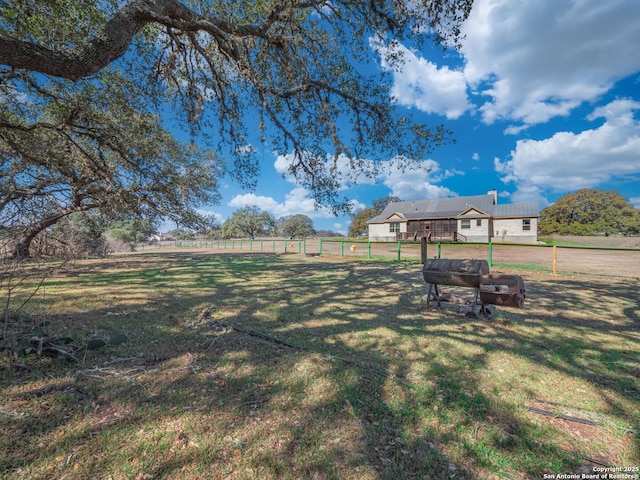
top-left (1, 252), bottom-right (638, 479)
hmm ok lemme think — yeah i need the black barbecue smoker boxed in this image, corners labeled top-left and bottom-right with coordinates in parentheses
top-left (420, 239), bottom-right (526, 318)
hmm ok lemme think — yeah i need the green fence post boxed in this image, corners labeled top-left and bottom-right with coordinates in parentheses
top-left (319, 239), bottom-right (323, 255)
top-left (437, 242), bottom-right (441, 259)
top-left (303, 239), bottom-right (307, 254)
top-left (368, 242), bottom-right (371, 259)
top-left (397, 241), bottom-right (401, 262)
top-left (488, 242), bottom-right (493, 267)
top-left (341, 241), bottom-right (345, 257)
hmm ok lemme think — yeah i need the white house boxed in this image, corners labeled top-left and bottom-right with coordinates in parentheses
top-left (367, 191), bottom-right (539, 243)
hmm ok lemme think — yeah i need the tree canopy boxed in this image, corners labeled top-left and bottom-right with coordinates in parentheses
top-left (539, 189), bottom-right (640, 236)
top-left (348, 196), bottom-right (401, 237)
top-left (0, 70), bottom-right (220, 258)
top-left (221, 206), bottom-right (276, 239)
top-left (108, 218), bottom-right (157, 249)
top-left (278, 214), bottom-right (314, 239)
top-left (0, 0), bottom-right (473, 213)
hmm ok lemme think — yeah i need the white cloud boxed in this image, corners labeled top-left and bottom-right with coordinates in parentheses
top-left (630, 197), bottom-right (640, 208)
top-left (228, 193), bottom-right (281, 211)
top-left (375, 1), bottom-right (640, 127)
top-left (503, 124), bottom-right (529, 136)
top-left (371, 37), bottom-right (471, 119)
top-left (196, 209), bottom-right (224, 222)
top-left (273, 153), bottom-right (294, 177)
top-left (495, 99), bottom-right (640, 201)
top-left (274, 152), bottom-right (377, 190)
top-left (275, 150), bottom-right (464, 203)
top-left (382, 159), bottom-right (460, 200)
top-left (461, 0), bottom-right (640, 125)
top-left (235, 144), bottom-right (256, 156)
top-left (228, 187), bottom-right (365, 220)
top-left (472, 152), bottom-right (480, 161)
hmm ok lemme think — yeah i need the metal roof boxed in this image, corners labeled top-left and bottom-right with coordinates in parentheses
top-left (492, 203), bottom-right (539, 218)
top-left (367, 194), bottom-right (539, 223)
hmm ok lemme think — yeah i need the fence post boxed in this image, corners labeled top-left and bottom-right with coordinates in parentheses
top-left (397, 241), bottom-right (401, 262)
top-left (488, 242), bottom-right (493, 267)
top-left (552, 245), bottom-right (557, 276)
top-left (341, 241), bottom-right (345, 257)
top-left (437, 242), bottom-right (441, 259)
top-left (368, 242), bottom-right (372, 259)
top-left (319, 239), bottom-right (323, 255)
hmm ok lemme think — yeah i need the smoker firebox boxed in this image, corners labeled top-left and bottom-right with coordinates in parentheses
top-left (422, 258), bottom-right (525, 318)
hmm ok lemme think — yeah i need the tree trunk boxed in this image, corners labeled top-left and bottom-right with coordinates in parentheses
top-left (11, 219), bottom-right (58, 260)
top-left (9, 205), bottom-right (96, 260)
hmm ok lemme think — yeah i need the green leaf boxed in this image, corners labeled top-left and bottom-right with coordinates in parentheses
top-left (87, 338), bottom-right (107, 350)
top-left (107, 333), bottom-right (128, 346)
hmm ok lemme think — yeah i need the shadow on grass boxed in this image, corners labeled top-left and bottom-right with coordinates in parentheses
top-left (1, 252), bottom-right (638, 479)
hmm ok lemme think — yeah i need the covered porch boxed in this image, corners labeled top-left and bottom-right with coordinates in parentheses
top-left (396, 219), bottom-right (466, 242)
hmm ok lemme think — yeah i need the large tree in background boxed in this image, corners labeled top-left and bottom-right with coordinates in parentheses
top-left (222, 206), bottom-right (276, 239)
top-left (539, 189), bottom-right (640, 236)
top-left (0, 0), bottom-right (473, 213)
top-left (348, 196), bottom-right (401, 237)
top-left (108, 218), bottom-right (157, 249)
top-left (278, 214), bottom-right (315, 239)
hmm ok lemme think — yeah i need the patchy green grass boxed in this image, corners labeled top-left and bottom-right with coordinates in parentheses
top-left (1, 252), bottom-right (638, 479)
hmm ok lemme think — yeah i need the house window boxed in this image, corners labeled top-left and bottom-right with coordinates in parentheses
top-left (476, 219), bottom-right (482, 227)
top-left (389, 222), bottom-right (400, 233)
top-left (522, 219), bottom-right (531, 231)
top-left (461, 220), bottom-right (470, 229)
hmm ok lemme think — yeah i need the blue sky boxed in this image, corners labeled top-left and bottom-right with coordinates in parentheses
top-left (191, 0), bottom-right (640, 235)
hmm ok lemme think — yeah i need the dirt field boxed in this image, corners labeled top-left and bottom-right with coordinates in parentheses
top-left (441, 243), bottom-right (640, 279)
top-left (160, 237), bottom-right (640, 279)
